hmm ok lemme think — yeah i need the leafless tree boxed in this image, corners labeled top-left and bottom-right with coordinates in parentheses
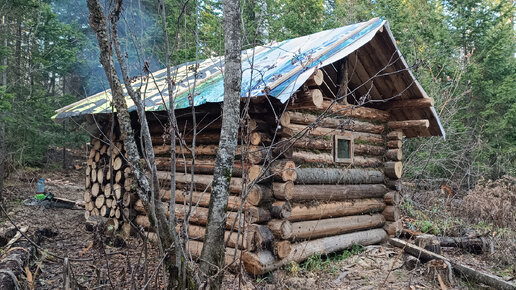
top-left (85, 0), bottom-right (180, 287)
top-left (198, 0), bottom-right (242, 287)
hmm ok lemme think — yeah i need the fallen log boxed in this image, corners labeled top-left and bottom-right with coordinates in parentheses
top-left (242, 228), bottom-right (387, 275)
top-left (388, 238), bottom-right (516, 290)
top-left (288, 198), bottom-right (386, 221)
top-left (437, 236), bottom-right (494, 254)
top-left (280, 184), bottom-right (387, 201)
top-left (290, 214), bottom-right (385, 240)
top-left (0, 230), bottom-right (35, 289)
top-left (295, 168), bottom-right (384, 185)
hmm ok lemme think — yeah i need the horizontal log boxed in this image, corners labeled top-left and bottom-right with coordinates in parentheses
top-left (159, 189), bottom-right (249, 211)
top-left (295, 168), bottom-right (384, 184)
top-left (305, 69), bottom-right (324, 87)
top-left (290, 89), bottom-right (324, 109)
top-left (288, 198), bottom-right (386, 221)
top-left (290, 214), bottom-right (385, 240)
top-left (270, 201), bottom-right (291, 219)
top-left (157, 171), bottom-right (240, 193)
top-left (248, 160), bottom-right (297, 183)
top-left (288, 111), bottom-right (384, 134)
top-left (247, 224), bottom-right (274, 252)
top-left (382, 98), bottom-right (434, 110)
top-left (154, 145), bottom-right (265, 164)
top-left (384, 162), bottom-right (403, 179)
top-left (292, 151), bottom-right (382, 167)
top-left (386, 130), bottom-right (403, 140)
top-left (245, 207), bottom-right (271, 224)
top-left (154, 157), bottom-right (250, 177)
top-left (134, 202), bottom-right (242, 230)
top-left (180, 224), bottom-right (246, 249)
top-left (274, 240), bottom-right (292, 259)
top-left (272, 182), bottom-right (295, 200)
top-left (321, 101), bottom-right (390, 122)
top-left (187, 240), bottom-right (241, 269)
top-left (280, 183), bottom-right (387, 202)
top-left (383, 221), bottom-right (402, 237)
top-left (384, 191), bottom-right (400, 205)
top-left (388, 120), bottom-right (429, 130)
top-left (267, 219), bottom-right (292, 240)
top-left (290, 138), bottom-right (385, 156)
top-left (385, 149), bottom-right (402, 161)
top-left (387, 140), bottom-right (402, 149)
top-left (354, 143), bottom-right (385, 156)
top-left (382, 205), bottom-right (400, 222)
top-left (285, 124), bottom-right (384, 144)
top-left (242, 229), bottom-right (387, 275)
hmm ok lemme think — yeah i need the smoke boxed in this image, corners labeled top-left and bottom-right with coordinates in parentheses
top-left (50, 0), bottom-right (164, 97)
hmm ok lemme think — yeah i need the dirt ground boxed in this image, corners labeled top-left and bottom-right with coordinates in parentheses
top-left (1, 167), bottom-right (513, 289)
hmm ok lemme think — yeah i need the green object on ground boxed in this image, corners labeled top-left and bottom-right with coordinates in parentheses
top-left (34, 194), bottom-right (47, 200)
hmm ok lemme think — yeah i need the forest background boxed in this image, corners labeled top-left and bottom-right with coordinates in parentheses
top-left (0, 0), bottom-right (514, 190)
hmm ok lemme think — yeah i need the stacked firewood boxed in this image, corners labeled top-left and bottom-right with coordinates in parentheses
top-left (84, 137), bottom-right (132, 230)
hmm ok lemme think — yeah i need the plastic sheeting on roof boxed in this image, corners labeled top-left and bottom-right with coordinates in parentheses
top-left (53, 18), bottom-right (385, 119)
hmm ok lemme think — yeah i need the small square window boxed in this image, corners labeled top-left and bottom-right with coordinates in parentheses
top-left (334, 134), bottom-right (353, 163)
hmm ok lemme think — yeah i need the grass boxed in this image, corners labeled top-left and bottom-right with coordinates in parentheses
top-left (286, 244), bottom-right (364, 274)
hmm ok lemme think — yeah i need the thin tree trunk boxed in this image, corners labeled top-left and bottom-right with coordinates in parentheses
top-left (157, 0), bottom-right (185, 285)
top-left (85, 0), bottom-right (178, 287)
top-left (199, 0), bottom-right (242, 287)
top-left (0, 122), bottom-right (4, 201)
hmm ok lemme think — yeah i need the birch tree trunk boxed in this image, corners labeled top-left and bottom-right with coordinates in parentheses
top-left (85, 0), bottom-right (179, 287)
top-left (199, 0), bottom-right (242, 287)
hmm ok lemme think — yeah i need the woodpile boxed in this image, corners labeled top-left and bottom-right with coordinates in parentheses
top-left (84, 138), bottom-right (128, 228)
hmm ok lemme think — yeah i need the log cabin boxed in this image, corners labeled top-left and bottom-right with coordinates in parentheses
top-left (53, 18), bottom-right (445, 275)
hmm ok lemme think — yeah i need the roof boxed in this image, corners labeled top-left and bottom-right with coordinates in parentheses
top-left (53, 18), bottom-right (444, 138)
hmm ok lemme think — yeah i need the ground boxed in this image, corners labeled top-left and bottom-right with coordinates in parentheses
top-left (1, 167), bottom-right (514, 289)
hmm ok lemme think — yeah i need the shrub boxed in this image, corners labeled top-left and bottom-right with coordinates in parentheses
top-left (462, 175), bottom-right (516, 229)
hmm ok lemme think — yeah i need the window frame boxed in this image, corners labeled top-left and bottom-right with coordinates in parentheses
top-left (333, 133), bottom-right (354, 163)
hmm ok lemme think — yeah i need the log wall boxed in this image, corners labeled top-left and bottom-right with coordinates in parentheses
top-left (83, 71), bottom-right (403, 275)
